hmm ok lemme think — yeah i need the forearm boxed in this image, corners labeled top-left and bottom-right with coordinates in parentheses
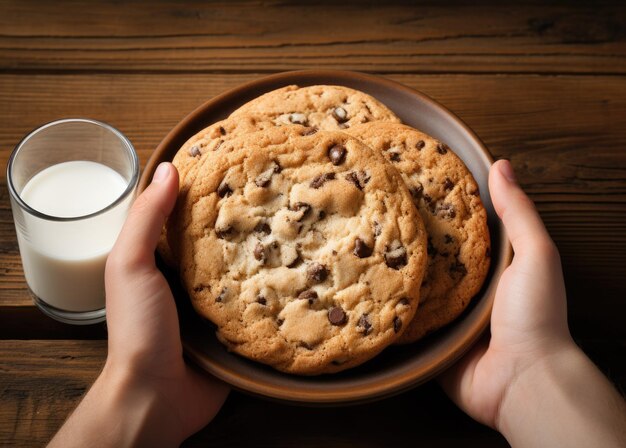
top-left (48, 363), bottom-right (183, 448)
top-left (498, 344), bottom-right (626, 448)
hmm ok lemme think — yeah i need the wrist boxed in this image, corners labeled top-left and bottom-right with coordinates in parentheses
top-left (496, 340), bottom-right (579, 434)
top-left (496, 341), bottom-right (626, 448)
top-left (49, 360), bottom-right (185, 448)
top-left (96, 361), bottom-right (185, 447)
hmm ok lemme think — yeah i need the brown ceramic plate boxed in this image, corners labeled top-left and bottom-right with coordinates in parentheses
top-left (139, 70), bottom-right (512, 406)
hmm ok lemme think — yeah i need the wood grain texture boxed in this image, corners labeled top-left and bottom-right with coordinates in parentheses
top-left (1, 73), bottom-right (624, 338)
top-left (0, 0), bottom-right (625, 74)
top-left (0, 340), bottom-right (106, 446)
top-left (0, 339), bottom-right (623, 447)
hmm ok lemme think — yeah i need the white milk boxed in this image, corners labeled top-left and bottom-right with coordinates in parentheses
top-left (17, 161), bottom-right (130, 312)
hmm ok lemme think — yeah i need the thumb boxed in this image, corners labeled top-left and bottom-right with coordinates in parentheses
top-left (489, 159), bottom-right (568, 341)
top-left (489, 160), bottom-right (556, 259)
top-left (108, 162), bottom-right (179, 273)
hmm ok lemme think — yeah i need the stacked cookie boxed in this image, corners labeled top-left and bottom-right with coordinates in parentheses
top-left (161, 85), bottom-right (490, 375)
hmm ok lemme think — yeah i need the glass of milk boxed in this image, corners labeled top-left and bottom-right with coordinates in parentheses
top-left (7, 118), bottom-right (138, 324)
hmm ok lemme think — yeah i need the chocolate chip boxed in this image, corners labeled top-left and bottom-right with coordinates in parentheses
top-left (444, 234), bottom-right (454, 244)
top-left (310, 172), bottom-right (336, 189)
top-left (328, 144), bottom-right (347, 166)
top-left (345, 171), bottom-right (361, 190)
top-left (389, 152), bottom-right (401, 162)
top-left (409, 183), bottom-right (423, 200)
top-left (219, 126), bottom-right (226, 135)
top-left (385, 240), bottom-right (407, 270)
top-left (332, 106), bottom-right (348, 123)
top-left (256, 295), bottom-right (267, 305)
top-left (277, 318), bottom-right (284, 326)
top-left (415, 140), bottom-right (425, 150)
top-left (216, 287), bottom-right (228, 303)
top-left (297, 289), bottom-right (318, 304)
top-left (307, 263), bottom-right (328, 283)
top-left (254, 243), bottom-right (267, 263)
top-left (436, 143), bottom-right (448, 154)
top-left (216, 225), bottom-right (234, 240)
top-left (318, 210), bottom-right (326, 220)
top-left (289, 113), bottom-right (307, 125)
top-left (255, 165), bottom-right (277, 187)
top-left (353, 238), bottom-right (373, 258)
top-left (273, 160), bottom-right (282, 173)
top-left (345, 171), bottom-right (370, 190)
top-left (217, 181), bottom-right (233, 198)
top-left (189, 145), bottom-right (201, 157)
top-left (328, 306), bottom-right (347, 326)
top-left (289, 202), bottom-right (311, 221)
top-left (393, 316), bottom-right (402, 333)
top-left (427, 237), bottom-right (438, 256)
top-left (373, 221), bottom-right (382, 237)
top-left (254, 221), bottom-right (271, 234)
top-left (301, 127), bottom-right (318, 136)
top-left (443, 177), bottom-right (454, 191)
top-left (357, 314), bottom-right (372, 335)
top-left (450, 260), bottom-right (468, 278)
top-left (435, 203), bottom-right (456, 219)
top-left (193, 284), bottom-right (210, 293)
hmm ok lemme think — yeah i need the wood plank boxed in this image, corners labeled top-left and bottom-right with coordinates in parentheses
top-left (0, 306), bottom-right (108, 340)
top-left (1, 339), bottom-right (623, 447)
top-left (1, 73), bottom-right (624, 338)
top-left (0, 340), bottom-right (106, 446)
top-left (0, 1), bottom-right (625, 74)
top-left (186, 384), bottom-right (509, 448)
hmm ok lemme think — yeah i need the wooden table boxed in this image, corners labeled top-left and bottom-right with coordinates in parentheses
top-left (1, 1), bottom-right (624, 446)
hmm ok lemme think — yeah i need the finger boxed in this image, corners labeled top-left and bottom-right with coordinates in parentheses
top-left (438, 333), bottom-right (489, 414)
top-left (109, 162), bottom-right (179, 272)
top-left (182, 366), bottom-right (231, 436)
top-left (489, 160), bottom-right (555, 258)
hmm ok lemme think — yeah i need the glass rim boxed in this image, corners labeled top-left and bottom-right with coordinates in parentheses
top-left (6, 118), bottom-right (139, 222)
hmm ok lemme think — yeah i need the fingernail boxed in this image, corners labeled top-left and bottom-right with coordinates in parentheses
top-left (499, 159), bottom-right (517, 183)
top-left (152, 163), bottom-right (170, 183)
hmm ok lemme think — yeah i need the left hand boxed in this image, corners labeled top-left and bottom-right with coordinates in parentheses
top-left (50, 162), bottom-right (229, 447)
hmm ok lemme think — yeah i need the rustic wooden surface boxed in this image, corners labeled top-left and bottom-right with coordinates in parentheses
top-left (0, 1), bottom-right (624, 446)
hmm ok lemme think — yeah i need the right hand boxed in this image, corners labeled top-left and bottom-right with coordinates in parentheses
top-left (440, 160), bottom-right (626, 447)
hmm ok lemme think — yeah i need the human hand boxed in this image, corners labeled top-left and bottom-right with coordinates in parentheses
top-left (440, 160), bottom-right (626, 447)
top-left (50, 162), bottom-right (229, 447)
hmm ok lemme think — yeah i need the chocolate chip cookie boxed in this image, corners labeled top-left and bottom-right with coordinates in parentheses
top-left (173, 127), bottom-right (427, 374)
top-left (158, 117), bottom-right (272, 266)
top-left (159, 85), bottom-right (399, 267)
top-left (346, 122), bottom-right (491, 343)
top-left (229, 84), bottom-right (400, 131)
